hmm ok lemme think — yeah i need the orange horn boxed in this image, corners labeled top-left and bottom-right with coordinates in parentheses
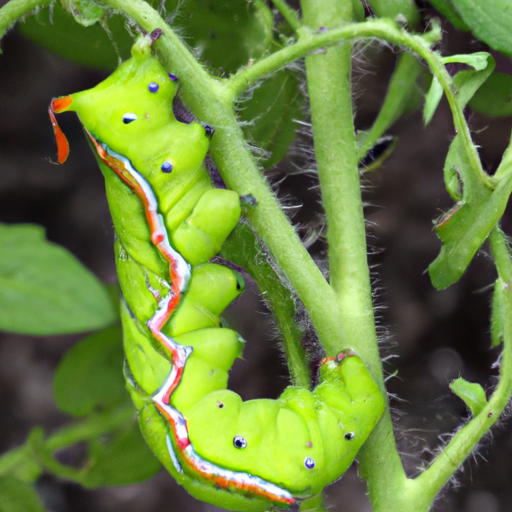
top-left (48, 96), bottom-right (72, 164)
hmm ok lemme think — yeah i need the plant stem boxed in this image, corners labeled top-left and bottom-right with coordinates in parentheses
top-left (299, 492), bottom-right (327, 512)
top-left (0, 0), bottom-right (51, 39)
top-left (300, 1), bottom-right (378, 363)
top-left (299, 3), bottom-right (408, 510)
top-left (411, 228), bottom-right (512, 508)
top-left (226, 19), bottom-right (428, 98)
top-left (271, 0), bottom-right (302, 32)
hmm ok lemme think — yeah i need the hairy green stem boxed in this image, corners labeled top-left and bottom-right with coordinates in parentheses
top-left (0, 0), bottom-right (51, 40)
top-left (299, 3), bottom-right (407, 511)
top-left (206, 105), bottom-right (347, 355)
top-left (300, 0), bottom-right (379, 363)
top-left (271, 0), bottom-right (302, 32)
top-left (411, 228), bottom-right (512, 508)
top-left (226, 19), bottom-right (428, 98)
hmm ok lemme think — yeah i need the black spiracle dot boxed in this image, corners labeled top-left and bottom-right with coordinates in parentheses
top-left (161, 161), bottom-right (173, 173)
top-left (233, 436), bottom-right (247, 449)
top-left (203, 125), bottom-right (215, 139)
top-left (344, 432), bottom-right (356, 441)
top-left (122, 113), bottom-right (137, 124)
top-left (217, 401), bottom-right (224, 408)
top-left (148, 82), bottom-right (159, 93)
top-left (304, 457), bottom-right (315, 469)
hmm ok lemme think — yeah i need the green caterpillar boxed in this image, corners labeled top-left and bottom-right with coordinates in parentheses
top-left (49, 33), bottom-right (385, 512)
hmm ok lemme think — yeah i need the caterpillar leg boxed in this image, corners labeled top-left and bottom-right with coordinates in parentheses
top-left (169, 327), bottom-right (244, 411)
top-left (314, 354), bottom-right (385, 475)
top-left (172, 188), bottom-right (241, 265)
top-left (317, 353), bottom-right (385, 419)
top-left (164, 263), bottom-right (245, 337)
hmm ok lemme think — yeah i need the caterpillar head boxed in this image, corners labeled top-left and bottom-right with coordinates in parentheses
top-left (49, 36), bottom-right (210, 180)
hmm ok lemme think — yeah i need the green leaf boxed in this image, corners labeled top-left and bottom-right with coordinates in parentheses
top-left (450, 377), bottom-right (487, 416)
top-left (53, 327), bottom-right (126, 417)
top-left (80, 420), bottom-right (161, 487)
top-left (429, 136), bottom-right (512, 289)
top-left (451, 0), bottom-right (512, 57)
top-left (423, 76), bottom-right (443, 125)
top-left (429, 173), bottom-right (512, 289)
top-left (239, 69), bottom-right (304, 168)
top-left (383, 52), bottom-right (426, 119)
top-left (0, 475), bottom-right (46, 512)
top-left (352, 0), bottom-right (365, 21)
top-left (61, 0), bottom-right (106, 27)
top-left (442, 52), bottom-right (491, 70)
top-left (443, 134), bottom-right (464, 201)
top-left (424, 52), bottom-right (494, 125)
top-left (446, 52), bottom-right (495, 109)
top-left (424, 54), bottom-right (497, 288)
top-left (0, 224), bottom-right (117, 334)
top-left (469, 72), bottom-right (512, 117)
top-left (18, 0), bottom-right (273, 72)
top-left (429, 0), bottom-right (469, 30)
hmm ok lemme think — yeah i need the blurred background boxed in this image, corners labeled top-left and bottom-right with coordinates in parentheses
top-left (1, 2), bottom-right (512, 511)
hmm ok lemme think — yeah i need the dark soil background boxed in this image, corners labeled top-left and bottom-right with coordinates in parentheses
top-left (1, 8), bottom-right (512, 512)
